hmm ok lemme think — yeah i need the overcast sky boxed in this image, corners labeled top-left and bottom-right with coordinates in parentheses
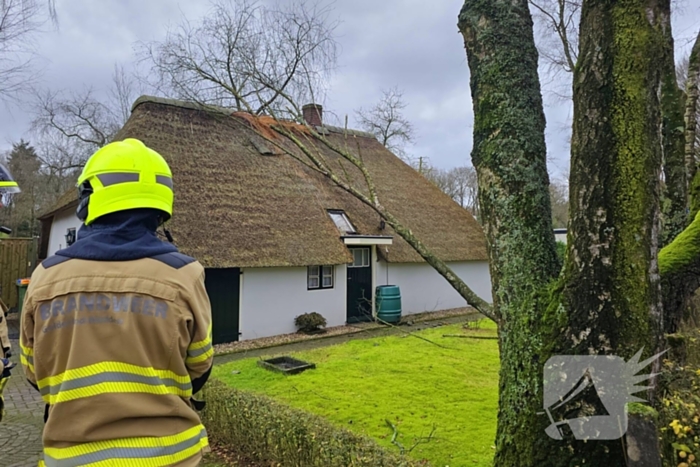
top-left (1, 0), bottom-right (699, 182)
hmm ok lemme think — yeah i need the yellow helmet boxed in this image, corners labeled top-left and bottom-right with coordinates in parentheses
top-left (76, 138), bottom-right (173, 225)
top-left (0, 163), bottom-right (20, 208)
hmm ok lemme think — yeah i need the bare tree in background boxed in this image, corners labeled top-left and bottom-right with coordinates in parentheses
top-left (549, 178), bottom-right (568, 228)
top-left (529, 0), bottom-right (580, 73)
top-left (139, 0), bottom-right (339, 115)
top-left (528, 0), bottom-right (581, 101)
top-left (30, 64), bottom-right (143, 172)
top-left (355, 87), bottom-right (415, 159)
top-left (0, 0), bottom-right (57, 103)
top-left (416, 160), bottom-right (480, 218)
top-left (110, 63), bottom-right (141, 125)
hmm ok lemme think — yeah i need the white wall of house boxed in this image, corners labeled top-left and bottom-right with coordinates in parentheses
top-left (376, 260), bottom-right (492, 315)
top-left (554, 229), bottom-right (567, 244)
top-left (239, 265), bottom-right (347, 340)
top-left (47, 210), bottom-right (82, 257)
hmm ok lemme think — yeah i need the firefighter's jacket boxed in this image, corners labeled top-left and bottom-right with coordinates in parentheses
top-left (20, 251), bottom-right (214, 467)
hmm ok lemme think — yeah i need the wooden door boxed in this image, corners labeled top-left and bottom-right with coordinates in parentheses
top-left (204, 268), bottom-right (241, 344)
top-left (346, 247), bottom-right (373, 323)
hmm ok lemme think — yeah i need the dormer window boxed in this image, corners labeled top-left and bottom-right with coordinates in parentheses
top-left (328, 210), bottom-right (356, 235)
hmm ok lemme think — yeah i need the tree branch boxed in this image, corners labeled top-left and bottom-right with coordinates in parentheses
top-left (272, 124), bottom-right (496, 321)
top-left (660, 210), bottom-right (700, 333)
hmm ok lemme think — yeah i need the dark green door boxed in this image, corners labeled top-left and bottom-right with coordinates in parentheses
top-left (204, 268), bottom-right (240, 344)
top-left (347, 247), bottom-right (373, 323)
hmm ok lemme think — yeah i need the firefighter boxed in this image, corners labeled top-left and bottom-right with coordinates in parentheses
top-left (0, 162), bottom-right (20, 422)
top-left (20, 139), bottom-right (213, 466)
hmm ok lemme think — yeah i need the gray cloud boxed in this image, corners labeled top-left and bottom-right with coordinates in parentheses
top-left (1, 0), bottom-right (699, 183)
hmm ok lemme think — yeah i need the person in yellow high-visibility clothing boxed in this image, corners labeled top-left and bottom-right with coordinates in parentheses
top-left (20, 139), bottom-right (213, 466)
top-left (0, 162), bottom-right (20, 422)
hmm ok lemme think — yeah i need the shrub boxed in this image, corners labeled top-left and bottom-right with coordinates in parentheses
top-left (294, 312), bottom-right (327, 334)
top-left (555, 241), bottom-right (566, 264)
top-left (201, 379), bottom-right (429, 467)
top-left (658, 360), bottom-right (700, 467)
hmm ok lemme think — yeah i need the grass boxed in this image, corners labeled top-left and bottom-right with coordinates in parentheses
top-left (213, 320), bottom-right (499, 467)
top-left (201, 453), bottom-right (232, 467)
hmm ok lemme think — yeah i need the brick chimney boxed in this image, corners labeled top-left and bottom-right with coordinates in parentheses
top-left (302, 104), bottom-right (323, 127)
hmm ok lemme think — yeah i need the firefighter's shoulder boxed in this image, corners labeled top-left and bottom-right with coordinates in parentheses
top-left (149, 252), bottom-right (198, 270)
top-left (39, 252), bottom-right (203, 276)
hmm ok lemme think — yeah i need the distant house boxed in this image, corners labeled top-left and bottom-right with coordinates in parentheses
top-left (37, 96), bottom-right (492, 344)
top-left (554, 228), bottom-right (567, 244)
top-left (38, 188), bottom-right (82, 256)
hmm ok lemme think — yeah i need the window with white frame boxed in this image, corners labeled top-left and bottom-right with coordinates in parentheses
top-left (349, 248), bottom-right (370, 268)
top-left (308, 265), bottom-right (334, 290)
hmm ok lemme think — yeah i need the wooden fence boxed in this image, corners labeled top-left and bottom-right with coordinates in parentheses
top-left (0, 238), bottom-right (38, 310)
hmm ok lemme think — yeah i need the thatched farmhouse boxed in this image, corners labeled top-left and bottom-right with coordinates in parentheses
top-left (37, 96), bottom-right (492, 344)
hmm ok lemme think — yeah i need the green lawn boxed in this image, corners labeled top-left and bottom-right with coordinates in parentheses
top-left (213, 321), bottom-right (499, 467)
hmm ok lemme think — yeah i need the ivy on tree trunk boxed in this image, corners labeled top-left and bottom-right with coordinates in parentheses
top-left (458, 1), bottom-right (560, 464)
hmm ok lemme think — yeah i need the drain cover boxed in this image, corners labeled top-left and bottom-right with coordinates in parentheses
top-left (257, 356), bottom-right (316, 375)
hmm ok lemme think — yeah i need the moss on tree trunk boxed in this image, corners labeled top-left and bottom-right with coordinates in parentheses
top-left (686, 32), bottom-right (700, 216)
top-left (657, 1), bottom-right (688, 246)
top-left (551, 1), bottom-right (665, 462)
top-left (660, 211), bottom-right (700, 333)
top-left (460, 0), bottom-right (666, 465)
top-left (565, 0), bottom-right (664, 359)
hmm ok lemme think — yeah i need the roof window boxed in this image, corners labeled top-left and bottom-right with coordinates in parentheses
top-left (328, 210), bottom-right (356, 235)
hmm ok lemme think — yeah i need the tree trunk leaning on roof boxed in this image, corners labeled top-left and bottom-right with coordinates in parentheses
top-left (139, 0), bottom-right (497, 323)
top-left (225, 112), bottom-right (496, 322)
top-left (460, 0), bottom-right (666, 464)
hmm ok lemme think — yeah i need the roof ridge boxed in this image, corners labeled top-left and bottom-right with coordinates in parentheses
top-left (131, 95), bottom-right (377, 140)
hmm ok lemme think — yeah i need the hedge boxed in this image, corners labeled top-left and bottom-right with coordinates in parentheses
top-left (200, 379), bottom-right (429, 467)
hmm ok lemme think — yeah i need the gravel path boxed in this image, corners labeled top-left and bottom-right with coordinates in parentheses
top-left (1, 316), bottom-right (44, 467)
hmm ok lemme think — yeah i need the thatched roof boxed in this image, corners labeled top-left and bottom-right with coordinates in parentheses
top-left (38, 186), bottom-right (80, 220)
top-left (40, 96), bottom-right (487, 268)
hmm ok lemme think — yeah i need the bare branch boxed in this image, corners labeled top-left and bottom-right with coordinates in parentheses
top-left (529, 0), bottom-right (579, 72)
top-left (355, 87), bottom-right (415, 159)
top-left (0, 0), bottom-right (56, 102)
top-left (140, 0), bottom-right (494, 322)
top-left (138, 0), bottom-right (339, 115)
top-left (273, 124), bottom-right (495, 320)
top-left (28, 70), bottom-right (133, 175)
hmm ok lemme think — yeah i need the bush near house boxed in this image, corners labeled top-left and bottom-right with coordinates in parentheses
top-left (200, 379), bottom-right (427, 467)
top-left (294, 312), bottom-right (328, 334)
top-left (659, 330), bottom-right (700, 467)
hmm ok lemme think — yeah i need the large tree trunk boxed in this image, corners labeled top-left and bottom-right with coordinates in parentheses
top-left (659, 2), bottom-right (689, 245)
top-left (686, 31), bottom-right (700, 218)
top-left (458, 1), bottom-right (560, 465)
top-left (550, 0), bottom-right (664, 463)
top-left (565, 0), bottom-right (664, 362)
top-left (460, 0), bottom-right (665, 465)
